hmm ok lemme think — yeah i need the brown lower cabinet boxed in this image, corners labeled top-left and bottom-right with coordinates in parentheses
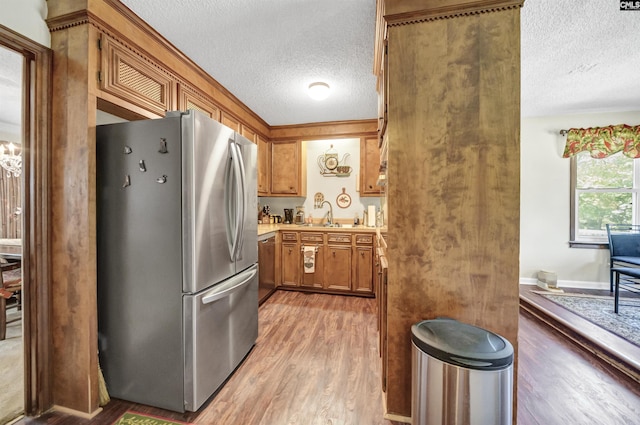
top-left (280, 239), bottom-right (300, 288)
top-left (277, 230), bottom-right (374, 296)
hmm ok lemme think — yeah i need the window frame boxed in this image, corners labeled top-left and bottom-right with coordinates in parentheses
top-left (569, 153), bottom-right (640, 248)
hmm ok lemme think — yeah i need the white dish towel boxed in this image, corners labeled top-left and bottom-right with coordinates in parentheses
top-left (303, 245), bottom-right (316, 273)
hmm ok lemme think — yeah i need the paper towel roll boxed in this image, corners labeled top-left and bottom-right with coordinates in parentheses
top-left (368, 205), bottom-right (376, 227)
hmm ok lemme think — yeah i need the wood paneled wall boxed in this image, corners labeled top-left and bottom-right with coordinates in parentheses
top-left (49, 19), bottom-right (100, 414)
top-left (384, 0), bottom-right (522, 420)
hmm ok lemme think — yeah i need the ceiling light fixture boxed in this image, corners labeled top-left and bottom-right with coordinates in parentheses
top-left (308, 82), bottom-right (330, 101)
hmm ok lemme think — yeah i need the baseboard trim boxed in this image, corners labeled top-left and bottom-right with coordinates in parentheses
top-left (520, 277), bottom-right (609, 291)
top-left (381, 390), bottom-right (411, 424)
top-left (51, 405), bottom-right (102, 419)
top-left (383, 412), bottom-right (412, 423)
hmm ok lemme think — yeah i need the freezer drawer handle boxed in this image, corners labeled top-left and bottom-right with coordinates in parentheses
top-left (202, 267), bottom-right (257, 305)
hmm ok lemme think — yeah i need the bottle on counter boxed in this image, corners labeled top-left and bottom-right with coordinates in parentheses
top-left (354, 212), bottom-right (360, 225)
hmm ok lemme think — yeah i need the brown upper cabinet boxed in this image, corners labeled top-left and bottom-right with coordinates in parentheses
top-left (270, 140), bottom-right (306, 196)
top-left (241, 125), bottom-right (257, 143)
top-left (360, 137), bottom-right (382, 196)
top-left (178, 84), bottom-right (221, 121)
top-left (99, 35), bottom-right (176, 117)
top-left (221, 111), bottom-right (241, 132)
top-left (257, 136), bottom-right (270, 196)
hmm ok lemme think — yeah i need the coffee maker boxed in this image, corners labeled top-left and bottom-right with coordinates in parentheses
top-left (283, 208), bottom-right (294, 224)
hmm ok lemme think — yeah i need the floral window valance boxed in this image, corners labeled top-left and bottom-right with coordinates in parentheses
top-left (562, 124), bottom-right (640, 159)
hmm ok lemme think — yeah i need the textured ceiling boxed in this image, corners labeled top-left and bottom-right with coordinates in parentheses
top-left (521, 0), bottom-right (640, 117)
top-left (1, 0), bottom-right (640, 136)
top-left (119, 0), bottom-right (378, 126)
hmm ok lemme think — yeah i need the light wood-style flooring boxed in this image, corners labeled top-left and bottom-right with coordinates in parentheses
top-left (18, 290), bottom-right (640, 425)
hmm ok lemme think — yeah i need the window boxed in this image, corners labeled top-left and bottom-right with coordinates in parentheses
top-left (570, 151), bottom-right (640, 245)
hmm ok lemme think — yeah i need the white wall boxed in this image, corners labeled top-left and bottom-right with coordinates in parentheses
top-left (520, 110), bottom-right (640, 289)
top-left (0, 0), bottom-right (50, 47)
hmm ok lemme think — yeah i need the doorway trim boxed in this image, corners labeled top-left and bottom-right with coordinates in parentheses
top-left (0, 24), bottom-right (52, 416)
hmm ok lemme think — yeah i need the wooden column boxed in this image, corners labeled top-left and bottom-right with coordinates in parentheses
top-left (384, 0), bottom-right (522, 420)
top-left (48, 4), bottom-right (100, 415)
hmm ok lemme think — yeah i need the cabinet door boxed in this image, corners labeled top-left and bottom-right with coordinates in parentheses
top-left (281, 242), bottom-right (300, 287)
top-left (241, 125), bottom-right (257, 143)
top-left (100, 35), bottom-right (175, 116)
top-left (300, 232), bottom-right (324, 289)
top-left (220, 111), bottom-right (241, 132)
top-left (301, 245), bottom-right (324, 289)
top-left (178, 84), bottom-right (220, 120)
top-left (323, 245), bottom-right (352, 292)
top-left (271, 140), bottom-right (304, 196)
top-left (257, 136), bottom-right (270, 196)
top-left (353, 246), bottom-right (373, 294)
top-left (360, 137), bottom-right (382, 196)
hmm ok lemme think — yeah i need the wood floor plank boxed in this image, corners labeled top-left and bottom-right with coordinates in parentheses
top-left (17, 289), bottom-right (640, 425)
top-left (517, 310), bottom-right (640, 425)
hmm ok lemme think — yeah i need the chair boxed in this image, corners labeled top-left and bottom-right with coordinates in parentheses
top-left (606, 224), bottom-right (640, 292)
top-left (610, 266), bottom-right (640, 313)
top-left (0, 260), bottom-right (22, 340)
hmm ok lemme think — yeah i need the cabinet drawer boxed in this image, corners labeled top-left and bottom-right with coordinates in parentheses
top-left (281, 232), bottom-right (298, 241)
top-left (300, 232), bottom-right (323, 243)
top-left (355, 234), bottom-right (373, 245)
top-left (327, 233), bottom-right (352, 244)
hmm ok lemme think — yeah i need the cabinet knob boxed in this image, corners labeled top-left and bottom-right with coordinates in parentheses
top-left (361, 252), bottom-right (365, 257)
top-left (332, 251), bottom-right (336, 257)
top-left (288, 248), bottom-right (292, 254)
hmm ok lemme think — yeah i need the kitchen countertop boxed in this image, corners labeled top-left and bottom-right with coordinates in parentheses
top-left (258, 223), bottom-right (385, 236)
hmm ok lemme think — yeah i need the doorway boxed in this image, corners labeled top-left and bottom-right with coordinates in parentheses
top-left (0, 23), bottom-right (52, 420)
top-left (0, 44), bottom-right (24, 424)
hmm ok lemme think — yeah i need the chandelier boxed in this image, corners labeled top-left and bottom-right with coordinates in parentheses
top-left (0, 141), bottom-right (22, 177)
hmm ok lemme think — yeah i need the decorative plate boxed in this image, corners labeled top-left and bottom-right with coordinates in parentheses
top-left (325, 156), bottom-right (338, 170)
top-left (336, 187), bottom-right (352, 208)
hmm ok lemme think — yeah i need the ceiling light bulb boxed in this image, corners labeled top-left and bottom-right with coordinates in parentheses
top-left (308, 82), bottom-right (330, 100)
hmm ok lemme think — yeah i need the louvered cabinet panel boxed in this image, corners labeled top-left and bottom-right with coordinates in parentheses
top-left (100, 36), bottom-right (175, 116)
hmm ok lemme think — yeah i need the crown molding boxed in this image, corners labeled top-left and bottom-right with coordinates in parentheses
top-left (384, 0), bottom-right (524, 26)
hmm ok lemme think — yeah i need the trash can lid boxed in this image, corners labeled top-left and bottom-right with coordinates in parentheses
top-left (411, 318), bottom-right (514, 370)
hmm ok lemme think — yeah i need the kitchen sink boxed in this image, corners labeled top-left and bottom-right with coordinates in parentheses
top-left (296, 223), bottom-right (342, 228)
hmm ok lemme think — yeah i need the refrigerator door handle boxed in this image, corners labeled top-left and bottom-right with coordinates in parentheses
top-left (226, 140), bottom-right (243, 261)
top-left (201, 266), bottom-right (257, 305)
top-left (234, 142), bottom-right (247, 259)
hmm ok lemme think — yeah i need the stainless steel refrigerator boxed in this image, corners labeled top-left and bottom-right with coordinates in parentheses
top-left (96, 110), bottom-right (258, 412)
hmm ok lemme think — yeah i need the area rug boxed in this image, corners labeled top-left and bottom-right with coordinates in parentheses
top-left (538, 292), bottom-right (640, 347)
top-left (112, 411), bottom-right (191, 425)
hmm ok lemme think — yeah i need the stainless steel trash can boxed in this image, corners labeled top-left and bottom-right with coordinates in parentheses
top-left (411, 318), bottom-right (514, 425)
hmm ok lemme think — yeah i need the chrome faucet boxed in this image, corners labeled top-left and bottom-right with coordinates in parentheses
top-left (318, 200), bottom-right (334, 226)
